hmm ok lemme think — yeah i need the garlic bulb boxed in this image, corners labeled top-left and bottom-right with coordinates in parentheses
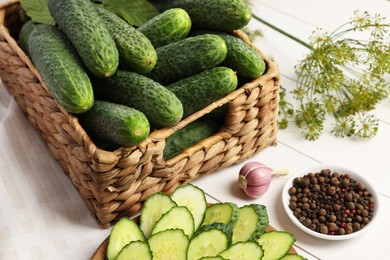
top-left (238, 162), bottom-right (288, 198)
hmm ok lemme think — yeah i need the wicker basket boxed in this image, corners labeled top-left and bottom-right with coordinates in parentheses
top-left (0, 0), bottom-right (280, 228)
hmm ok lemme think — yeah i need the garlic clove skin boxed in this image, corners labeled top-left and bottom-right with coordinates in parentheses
top-left (238, 161), bottom-right (273, 198)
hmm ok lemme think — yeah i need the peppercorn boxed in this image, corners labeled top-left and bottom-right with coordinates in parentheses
top-left (287, 169), bottom-right (374, 236)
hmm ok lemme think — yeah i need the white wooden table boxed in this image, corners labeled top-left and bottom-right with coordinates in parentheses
top-left (0, 0), bottom-right (389, 259)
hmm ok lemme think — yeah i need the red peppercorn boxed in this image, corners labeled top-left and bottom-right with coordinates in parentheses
top-left (329, 231), bottom-right (335, 235)
top-left (344, 209), bottom-right (350, 214)
top-left (351, 209), bottom-right (356, 214)
top-left (340, 222), bottom-right (347, 228)
top-left (369, 203), bottom-right (374, 209)
top-left (345, 173), bottom-right (351, 179)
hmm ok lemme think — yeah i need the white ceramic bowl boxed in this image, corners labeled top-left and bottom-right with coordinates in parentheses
top-left (282, 164), bottom-right (379, 240)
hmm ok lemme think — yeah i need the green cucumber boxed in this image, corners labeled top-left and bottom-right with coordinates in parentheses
top-left (170, 184), bottom-right (207, 231)
top-left (202, 202), bottom-right (239, 227)
top-left (163, 117), bottom-right (221, 160)
top-left (148, 229), bottom-right (189, 260)
top-left (106, 217), bottom-right (146, 260)
top-left (218, 241), bottom-right (264, 260)
top-left (151, 206), bottom-right (195, 238)
top-left (48, 0), bottom-right (119, 78)
top-left (155, 0), bottom-right (252, 31)
top-left (193, 30), bottom-right (266, 78)
top-left (116, 241), bottom-right (152, 260)
top-left (257, 231), bottom-right (296, 260)
top-left (148, 34), bottom-right (227, 85)
top-left (140, 193), bottom-right (178, 239)
top-left (93, 70), bottom-right (183, 128)
top-left (28, 24), bottom-right (94, 114)
top-left (138, 8), bottom-right (192, 48)
top-left (280, 254), bottom-right (305, 260)
top-left (232, 204), bottom-right (269, 244)
top-left (95, 6), bottom-right (157, 74)
top-left (167, 66), bottom-right (237, 118)
top-left (18, 20), bottom-right (34, 57)
top-left (78, 100), bottom-right (150, 146)
top-left (188, 223), bottom-right (232, 260)
top-left (199, 257), bottom-right (227, 260)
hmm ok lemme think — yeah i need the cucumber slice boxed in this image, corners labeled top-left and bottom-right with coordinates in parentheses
top-left (140, 192), bottom-right (177, 239)
top-left (280, 254), bottom-right (305, 260)
top-left (151, 206), bottom-right (195, 238)
top-left (199, 257), bottom-right (227, 260)
top-left (232, 204), bottom-right (269, 244)
top-left (148, 229), bottom-right (189, 260)
top-left (218, 241), bottom-right (264, 260)
top-left (106, 217), bottom-right (145, 260)
top-left (257, 231), bottom-right (296, 260)
top-left (187, 223), bottom-right (232, 260)
top-left (115, 241), bottom-right (152, 260)
top-left (170, 184), bottom-right (207, 231)
top-left (202, 202), bottom-right (239, 227)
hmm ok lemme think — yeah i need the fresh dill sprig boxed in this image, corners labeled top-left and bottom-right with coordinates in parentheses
top-left (248, 7), bottom-right (390, 140)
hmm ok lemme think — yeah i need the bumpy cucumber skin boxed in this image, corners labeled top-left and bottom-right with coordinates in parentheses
top-left (148, 34), bottom-right (227, 85)
top-left (28, 24), bottom-right (93, 114)
top-left (48, 0), bottom-right (119, 78)
top-left (167, 66), bottom-right (237, 118)
top-left (78, 100), bottom-right (150, 147)
top-left (155, 0), bottom-right (252, 31)
top-left (93, 70), bottom-right (183, 128)
top-left (138, 8), bottom-right (192, 48)
top-left (164, 117), bottom-right (220, 160)
top-left (95, 6), bottom-right (157, 74)
top-left (18, 20), bottom-right (34, 57)
top-left (248, 204), bottom-right (269, 241)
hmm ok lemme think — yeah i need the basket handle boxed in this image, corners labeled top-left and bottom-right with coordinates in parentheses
top-left (0, 0), bottom-right (19, 25)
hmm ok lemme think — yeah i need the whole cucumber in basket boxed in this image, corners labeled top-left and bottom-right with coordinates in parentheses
top-left (78, 100), bottom-right (150, 147)
top-left (163, 117), bottom-right (221, 160)
top-left (153, 0), bottom-right (252, 31)
top-left (93, 70), bottom-right (183, 128)
top-left (167, 66), bottom-right (238, 118)
top-left (138, 8), bottom-right (192, 48)
top-left (18, 20), bottom-right (34, 57)
top-left (48, 0), bottom-right (119, 78)
top-left (28, 24), bottom-right (94, 114)
top-left (95, 6), bottom-right (157, 74)
top-left (193, 30), bottom-right (266, 79)
top-left (148, 34), bottom-right (228, 85)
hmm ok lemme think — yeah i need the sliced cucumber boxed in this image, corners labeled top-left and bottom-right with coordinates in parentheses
top-left (115, 241), bottom-right (152, 260)
top-left (232, 204), bottom-right (269, 244)
top-left (218, 241), bottom-right (264, 260)
top-left (280, 254), bottom-right (305, 260)
top-left (199, 257), bottom-right (227, 260)
top-left (106, 217), bottom-right (145, 260)
top-left (257, 231), bottom-right (296, 260)
top-left (202, 202), bottom-right (239, 227)
top-left (140, 192), bottom-right (177, 239)
top-left (148, 229), bottom-right (189, 260)
top-left (151, 206), bottom-right (195, 238)
top-left (170, 184), bottom-right (207, 231)
top-left (187, 223), bottom-right (232, 260)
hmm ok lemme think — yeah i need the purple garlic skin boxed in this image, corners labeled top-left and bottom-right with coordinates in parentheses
top-left (238, 162), bottom-right (273, 198)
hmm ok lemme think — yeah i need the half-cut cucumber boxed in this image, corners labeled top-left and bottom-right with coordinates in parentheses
top-left (202, 202), bottom-right (239, 227)
top-left (187, 223), bottom-right (232, 260)
top-left (140, 192), bottom-right (177, 239)
top-left (170, 184), bottom-right (207, 231)
top-left (115, 241), bottom-right (152, 260)
top-left (151, 206), bottom-right (195, 238)
top-left (148, 229), bottom-right (189, 260)
top-left (257, 231), bottom-right (296, 260)
top-left (106, 217), bottom-right (145, 260)
top-left (232, 204), bottom-right (269, 243)
top-left (218, 241), bottom-right (263, 260)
